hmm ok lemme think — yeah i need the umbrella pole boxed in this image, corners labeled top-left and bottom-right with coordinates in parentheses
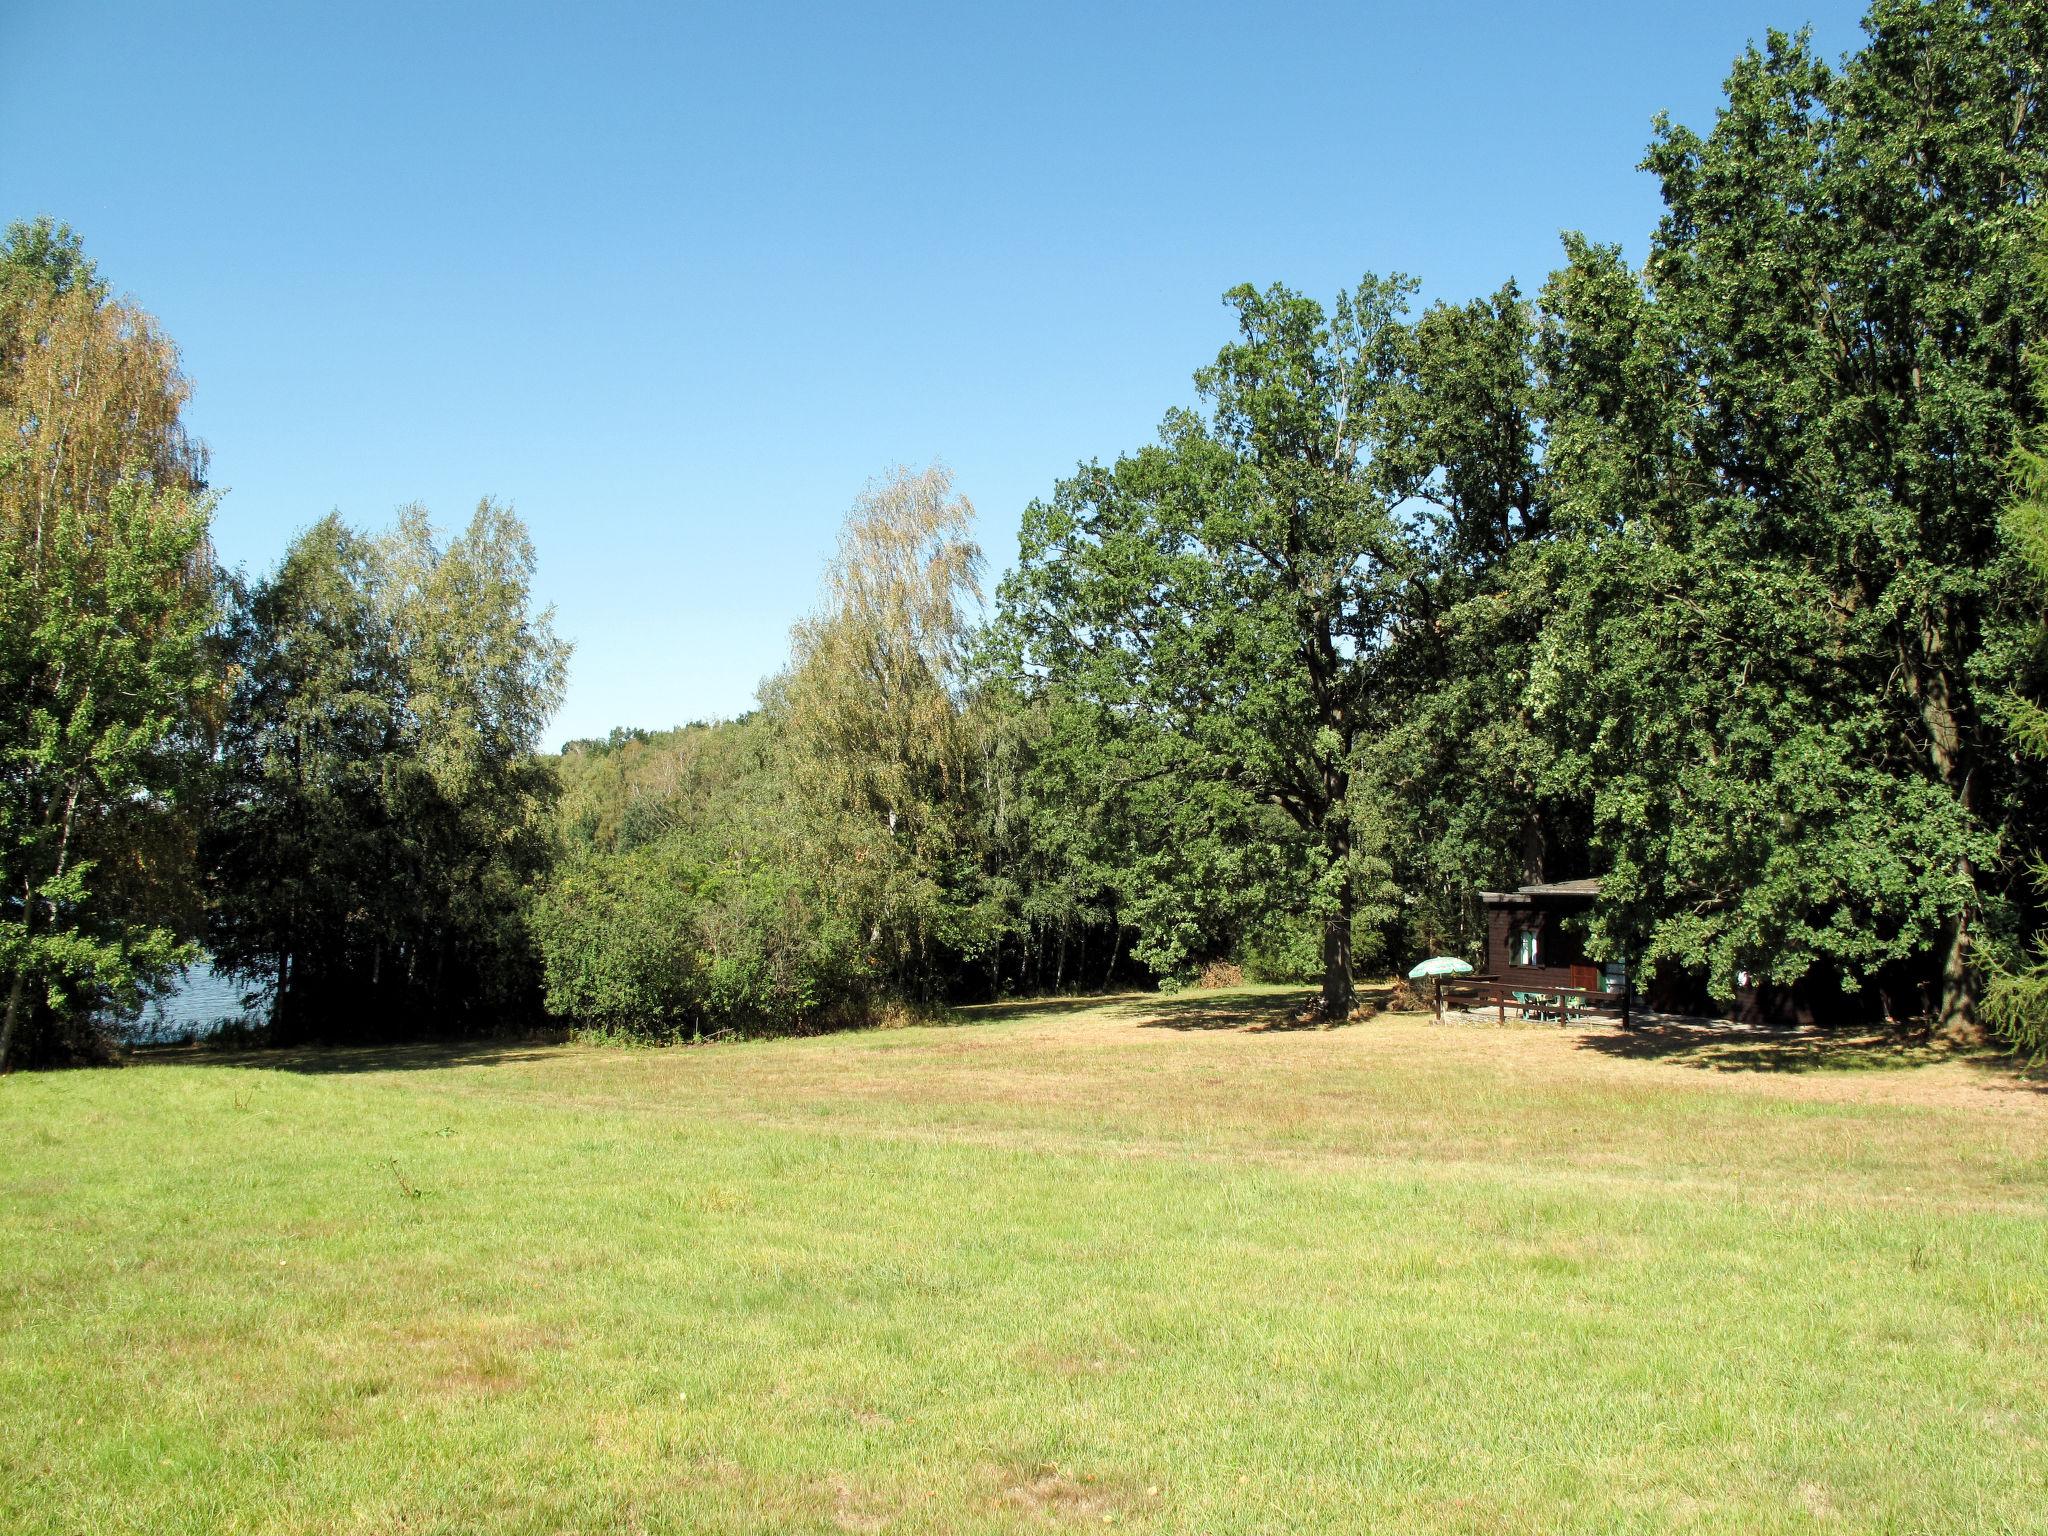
top-left (1433, 977), bottom-right (1442, 1023)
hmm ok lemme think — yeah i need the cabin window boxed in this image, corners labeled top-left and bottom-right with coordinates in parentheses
top-left (1510, 926), bottom-right (1540, 968)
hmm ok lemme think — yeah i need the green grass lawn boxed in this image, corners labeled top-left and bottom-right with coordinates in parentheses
top-left (4, 984), bottom-right (2045, 1534)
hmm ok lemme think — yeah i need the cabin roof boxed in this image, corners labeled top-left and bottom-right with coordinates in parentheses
top-left (1478, 877), bottom-right (1603, 905)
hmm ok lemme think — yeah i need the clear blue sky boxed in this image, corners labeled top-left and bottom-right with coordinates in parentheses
top-left (2, 0), bottom-right (1871, 747)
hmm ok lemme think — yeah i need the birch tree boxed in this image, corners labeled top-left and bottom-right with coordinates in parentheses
top-left (0, 220), bottom-right (217, 1069)
top-left (777, 463), bottom-right (994, 995)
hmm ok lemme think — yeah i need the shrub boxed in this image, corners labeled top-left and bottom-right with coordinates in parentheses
top-left (1238, 912), bottom-right (1322, 983)
top-left (1239, 911), bottom-right (1389, 984)
top-left (529, 845), bottom-right (705, 1038)
top-left (530, 841), bottom-right (877, 1041)
top-left (1986, 958), bottom-right (2048, 1065)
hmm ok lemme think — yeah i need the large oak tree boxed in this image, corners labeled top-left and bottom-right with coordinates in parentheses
top-left (1533, 0), bottom-right (2048, 1032)
top-left (999, 278), bottom-right (1414, 1018)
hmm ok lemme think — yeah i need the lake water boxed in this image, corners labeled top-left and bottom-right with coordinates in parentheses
top-left (129, 959), bottom-right (265, 1042)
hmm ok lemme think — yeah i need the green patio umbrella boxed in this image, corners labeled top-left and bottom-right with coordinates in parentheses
top-left (1407, 955), bottom-right (1473, 1020)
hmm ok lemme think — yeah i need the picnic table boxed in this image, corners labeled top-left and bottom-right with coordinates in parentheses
top-left (1437, 976), bottom-right (1631, 1027)
top-left (1513, 989), bottom-right (1586, 1023)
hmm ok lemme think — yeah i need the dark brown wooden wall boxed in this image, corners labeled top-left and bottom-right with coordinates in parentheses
top-left (1481, 903), bottom-right (1594, 990)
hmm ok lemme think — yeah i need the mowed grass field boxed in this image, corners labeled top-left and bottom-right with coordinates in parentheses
top-left (3, 986), bottom-right (2045, 1535)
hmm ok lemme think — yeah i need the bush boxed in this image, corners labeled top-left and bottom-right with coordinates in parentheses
top-left (691, 860), bottom-right (869, 1035)
top-left (6, 1004), bottom-right (123, 1069)
top-left (529, 845), bottom-right (706, 1038)
top-left (1238, 911), bottom-right (1389, 984)
top-left (530, 841), bottom-right (877, 1041)
top-left (1238, 912), bottom-right (1322, 983)
top-left (1986, 957), bottom-right (2048, 1064)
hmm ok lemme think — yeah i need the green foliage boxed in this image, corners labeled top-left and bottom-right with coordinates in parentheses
top-left (1986, 957), bottom-right (2048, 1063)
top-left (0, 226), bottom-right (216, 1069)
top-left (0, 216), bottom-right (101, 300)
top-left (1984, 213), bottom-right (2048, 1059)
top-left (533, 713), bottom-right (870, 1039)
top-left (1236, 909), bottom-right (1389, 984)
top-left (0, 485), bottom-right (217, 1067)
top-left (959, 686), bottom-right (1134, 994)
top-left (206, 502), bottom-right (569, 1040)
top-left (1532, 3), bottom-right (2048, 1025)
top-left (528, 844), bottom-right (705, 1036)
top-left (552, 717), bottom-right (769, 853)
top-left (998, 277), bottom-right (1419, 1016)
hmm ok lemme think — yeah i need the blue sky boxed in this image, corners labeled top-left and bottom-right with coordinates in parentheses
top-left (2, 0), bottom-right (1871, 746)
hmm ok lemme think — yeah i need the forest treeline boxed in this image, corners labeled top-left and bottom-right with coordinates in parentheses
top-left (5, 0), bottom-right (2048, 1069)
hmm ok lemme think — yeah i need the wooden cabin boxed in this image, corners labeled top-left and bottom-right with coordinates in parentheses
top-left (1477, 880), bottom-right (1892, 1026)
top-left (1478, 879), bottom-right (1624, 995)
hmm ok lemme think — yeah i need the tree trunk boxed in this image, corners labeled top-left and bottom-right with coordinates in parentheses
top-left (1315, 785), bottom-right (1355, 1018)
top-left (2, 871), bottom-right (41, 1073)
top-left (0, 965), bottom-right (27, 1074)
top-left (1318, 891), bottom-right (1354, 1020)
top-left (272, 950), bottom-right (294, 1041)
top-left (1908, 614), bottom-right (1981, 1043)
top-left (1518, 813), bottom-right (1546, 887)
top-left (2, 788), bottom-right (76, 1072)
top-left (1935, 884), bottom-right (1979, 1045)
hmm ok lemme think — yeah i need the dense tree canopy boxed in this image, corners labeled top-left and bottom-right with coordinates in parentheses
top-left (0, 219), bottom-right (216, 1070)
top-left (1362, 281), bottom-right (1575, 954)
top-left (998, 277), bottom-right (1418, 1018)
top-left (1985, 215), bottom-right (2048, 1058)
top-left (9, 0), bottom-right (2048, 1061)
top-left (206, 502), bottom-right (568, 1040)
top-left (1534, 0), bottom-right (2047, 1032)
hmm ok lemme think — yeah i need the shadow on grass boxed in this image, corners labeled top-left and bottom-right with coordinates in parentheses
top-left (1961, 1054), bottom-right (2048, 1093)
top-left (1576, 1019), bottom-right (1965, 1074)
top-left (946, 992), bottom-right (1152, 1026)
top-left (1127, 987), bottom-right (1333, 1032)
top-left (139, 1036), bottom-right (567, 1075)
